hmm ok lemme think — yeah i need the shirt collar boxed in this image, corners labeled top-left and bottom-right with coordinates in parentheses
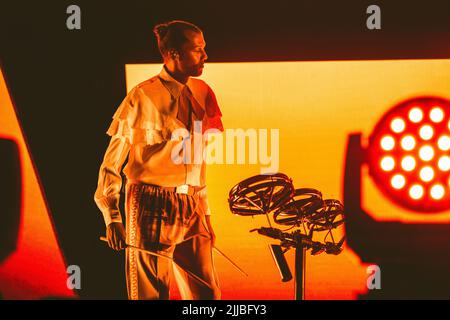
top-left (158, 65), bottom-right (193, 100)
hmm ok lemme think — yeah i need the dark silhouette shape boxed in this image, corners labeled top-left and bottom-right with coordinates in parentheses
top-left (0, 138), bottom-right (21, 263)
top-left (344, 133), bottom-right (450, 299)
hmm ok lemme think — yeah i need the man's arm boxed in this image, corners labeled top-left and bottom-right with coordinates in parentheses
top-left (204, 215), bottom-right (216, 247)
top-left (198, 158), bottom-right (216, 246)
top-left (199, 83), bottom-right (223, 247)
top-left (198, 186), bottom-right (216, 246)
top-left (94, 135), bottom-right (130, 250)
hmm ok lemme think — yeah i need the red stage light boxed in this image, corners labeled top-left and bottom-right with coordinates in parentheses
top-left (400, 135), bottom-right (416, 151)
top-left (408, 107), bottom-right (423, 123)
top-left (391, 118), bottom-right (406, 133)
top-left (438, 135), bottom-right (450, 151)
top-left (401, 155), bottom-right (416, 171)
top-left (391, 174), bottom-right (406, 189)
top-left (419, 166), bottom-right (434, 182)
top-left (419, 145), bottom-right (434, 161)
top-left (368, 96), bottom-right (450, 212)
top-left (438, 156), bottom-right (450, 172)
top-left (380, 156), bottom-right (395, 171)
top-left (409, 184), bottom-right (424, 200)
top-left (431, 184), bottom-right (445, 200)
top-left (380, 135), bottom-right (395, 151)
top-left (419, 125), bottom-right (434, 140)
top-left (430, 107), bottom-right (444, 123)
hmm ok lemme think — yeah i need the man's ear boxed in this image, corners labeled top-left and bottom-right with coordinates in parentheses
top-left (169, 49), bottom-right (180, 60)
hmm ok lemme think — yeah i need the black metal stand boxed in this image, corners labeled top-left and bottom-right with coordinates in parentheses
top-left (294, 241), bottom-right (307, 300)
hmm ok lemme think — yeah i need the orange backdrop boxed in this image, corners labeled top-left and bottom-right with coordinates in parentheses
top-left (126, 60), bottom-right (450, 299)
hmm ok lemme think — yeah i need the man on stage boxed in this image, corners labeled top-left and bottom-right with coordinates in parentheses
top-left (94, 20), bottom-right (223, 300)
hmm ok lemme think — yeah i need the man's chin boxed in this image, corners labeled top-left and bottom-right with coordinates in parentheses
top-left (191, 71), bottom-right (203, 77)
top-left (191, 67), bottom-right (204, 77)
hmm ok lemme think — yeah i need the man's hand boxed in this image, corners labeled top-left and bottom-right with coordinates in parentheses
top-left (106, 222), bottom-right (126, 251)
top-left (205, 215), bottom-right (216, 247)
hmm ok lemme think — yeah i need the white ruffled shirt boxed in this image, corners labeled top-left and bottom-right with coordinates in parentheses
top-left (94, 66), bottom-right (224, 226)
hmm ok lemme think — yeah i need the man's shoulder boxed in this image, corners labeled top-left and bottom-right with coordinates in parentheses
top-left (132, 76), bottom-right (161, 94)
top-left (125, 75), bottom-right (173, 113)
top-left (127, 75), bottom-right (169, 101)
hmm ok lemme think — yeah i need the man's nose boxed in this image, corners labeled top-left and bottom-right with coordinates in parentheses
top-left (202, 51), bottom-right (208, 61)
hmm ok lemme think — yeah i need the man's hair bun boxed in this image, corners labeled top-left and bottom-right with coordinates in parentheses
top-left (153, 23), bottom-right (169, 40)
top-left (152, 20), bottom-right (202, 57)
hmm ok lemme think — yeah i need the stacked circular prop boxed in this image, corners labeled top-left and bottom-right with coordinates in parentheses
top-left (228, 173), bottom-right (345, 256)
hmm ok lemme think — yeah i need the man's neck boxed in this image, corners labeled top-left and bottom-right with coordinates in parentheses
top-left (164, 65), bottom-right (189, 84)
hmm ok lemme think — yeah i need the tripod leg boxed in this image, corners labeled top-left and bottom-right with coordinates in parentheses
top-left (294, 245), bottom-right (307, 300)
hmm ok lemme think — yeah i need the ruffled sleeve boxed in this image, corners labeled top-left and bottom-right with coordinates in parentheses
top-left (203, 85), bottom-right (224, 133)
top-left (106, 86), bottom-right (177, 146)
